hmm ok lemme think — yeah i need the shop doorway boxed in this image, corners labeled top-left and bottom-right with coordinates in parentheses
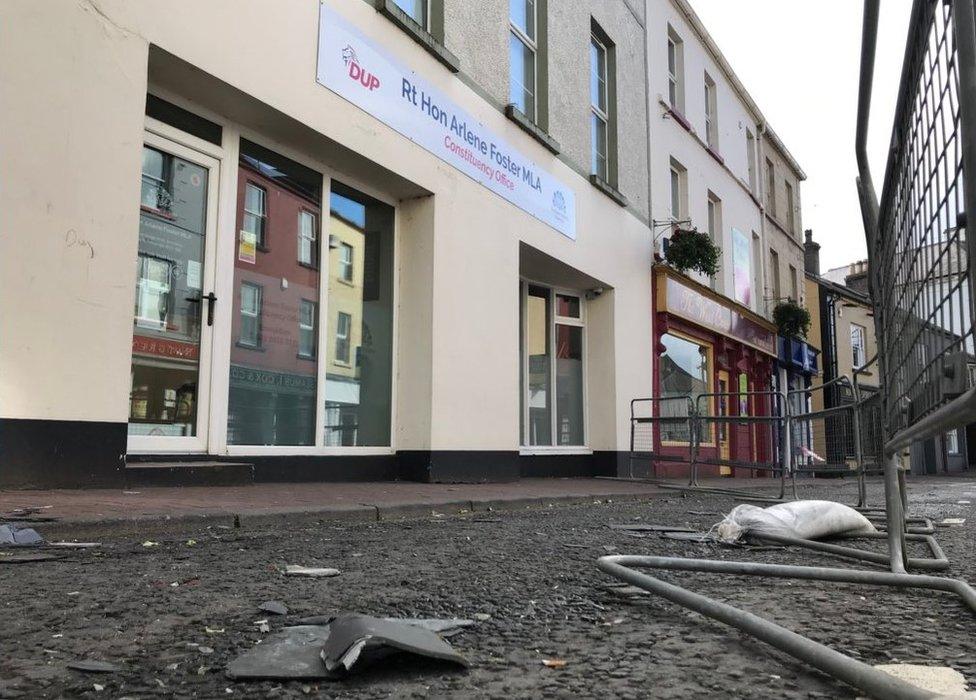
top-left (128, 132), bottom-right (220, 453)
top-left (717, 369), bottom-right (731, 474)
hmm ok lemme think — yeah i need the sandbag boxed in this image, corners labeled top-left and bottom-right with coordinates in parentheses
top-left (715, 500), bottom-right (876, 543)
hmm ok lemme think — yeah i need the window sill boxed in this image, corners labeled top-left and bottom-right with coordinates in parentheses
top-left (705, 144), bottom-right (724, 166)
top-left (374, 0), bottom-right (460, 73)
top-left (519, 447), bottom-right (592, 456)
top-left (589, 174), bottom-right (628, 207)
top-left (504, 105), bottom-right (561, 155)
top-left (235, 342), bottom-right (265, 352)
top-left (296, 353), bottom-right (317, 361)
top-left (298, 261), bottom-right (319, 271)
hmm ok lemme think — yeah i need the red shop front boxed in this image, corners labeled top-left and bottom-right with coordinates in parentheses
top-left (651, 266), bottom-right (778, 479)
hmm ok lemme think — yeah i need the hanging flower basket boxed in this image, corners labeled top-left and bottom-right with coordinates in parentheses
top-left (773, 299), bottom-right (811, 340)
top-left (664, 229), bottom-right (720, 278)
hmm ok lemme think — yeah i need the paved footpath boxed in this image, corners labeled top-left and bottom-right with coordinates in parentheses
top-left (0, 477), bottom-right (705, 524)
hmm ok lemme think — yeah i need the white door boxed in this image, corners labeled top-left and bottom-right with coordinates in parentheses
top-left (127, 132), bottom-right (221, 453)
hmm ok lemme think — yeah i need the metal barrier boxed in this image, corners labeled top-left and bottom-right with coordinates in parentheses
top-left (627, 396), bottom-right (695, 480)
top-left (598, 5), bottom-right (976, 697)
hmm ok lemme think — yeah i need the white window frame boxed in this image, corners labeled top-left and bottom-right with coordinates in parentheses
top-left (239, 282), bottom-right (262, 348)
top-left (667, 26), bottom-right (684, 112)
top-left (669, 158), bottom-right (686, 222)
top-left (298, 299), bottom-right (316, 359)
top-left (704, 72), bottom-right (718, 150)
top-left (706, 192), bottom-right (721, 290)
top-left (590, 34), bottom-right (610, 181)
top-left (335, 310), bottom-right (352, 365)
top-left (785, 180), bottom-right (796, 233)
top-left (298, 209), bottom-right (317, 266)
top-left (339, 242), bottom-right (354, 282)
top-left (851, 323), bottom-right (866, 369)
top-left (509, 0), bottom-right (538, 122)
top-left (519, 281), bottom-right (589, 453)
top-left (766, 158), bottom-right (776, 216)
top-left (746, 129), bottom-right (757, 193)
top-left (243, 182), bottom-right (267, 248)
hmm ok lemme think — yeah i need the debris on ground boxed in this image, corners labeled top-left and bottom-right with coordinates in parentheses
top-left (715, 500), bottom-right (876, 543)
top-left (141, 541), bottom-right (160, 548)
top-left (226, 616), bottom-right (473, 680)
top-left (67, 660), bottom-right (121, 673)
top-left (0, 524), bottom-right (44, 547)
top-left (542, 659), bottom-right (567, 668)
top-left (872, 663), bottom-right (969, 696)
top-left (259, 601), bottom-right (289, 616)
top-left (609, 524), bottom-right (696, 533)
top-left (940, 518), bottom-right (967, 526)
top-left (49, 542), bottom-right (100, 548)
top-left (284, 565), bottom-right (340, 578)
top-left (321, 614), bottom-right (469, 675)
top-left (0, 552), bottom-right (61, 564)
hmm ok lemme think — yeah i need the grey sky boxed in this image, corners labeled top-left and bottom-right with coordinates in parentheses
top-left (689, 0), bottom-right (911, 272)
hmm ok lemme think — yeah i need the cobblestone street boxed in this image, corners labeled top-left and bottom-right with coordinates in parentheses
top-left (2, 475), bottom-right (975, 698)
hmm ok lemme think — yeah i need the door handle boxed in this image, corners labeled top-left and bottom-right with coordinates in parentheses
top-left (204, 292), bottom-right (217, 326)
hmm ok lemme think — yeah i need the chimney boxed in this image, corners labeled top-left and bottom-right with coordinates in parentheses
top-left (804, 229), bottom-right (820, 275)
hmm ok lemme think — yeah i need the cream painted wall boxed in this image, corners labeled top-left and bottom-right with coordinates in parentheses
top-left (0, 0), bottom-right (653, 456)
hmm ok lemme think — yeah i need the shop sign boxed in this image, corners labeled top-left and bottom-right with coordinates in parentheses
top-left (132, 334), bottom-right (199, 361)
top-left (229, 364), bottom-right (317, 393)
top-left (662, 274), bottom-right (776, 356)
top-left (316, 6), bottom-right (576, 240)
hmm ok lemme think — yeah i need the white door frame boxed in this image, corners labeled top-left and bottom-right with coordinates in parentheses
top-left (127, 130), bottom-right (222, 454)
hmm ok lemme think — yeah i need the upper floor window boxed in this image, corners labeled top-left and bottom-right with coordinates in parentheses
top-left (785, 180), bottom-right (796, 233)
top-left (765, 158), bottom-right (776, 216)
top-left (335, 311), bottom-right (352, 365)
top-left (789, 264), bottom-right (798, 301)
top-left (706, 192), bottom-right (722, 289)
top-left (669, 158), bottom-right (687, 221)
top-left (392, 0), bottom-right (427, 28)
top-left (590, 34), bottom-right (609, 181)
top-left (339, 242), bottom-right (354, 282)
top-left (298, 299), bottom-right (317, 359)
top-left (239, 282), bottom-right (262, 348)
top-left (769, 248), bottom-right (781, 302)
top-left (243, 183), bottom-right (267, 248)
top-left (298, 209), bottom-right (317, 267)
top-left (704, 72), bottom-right (718, 150)
top-left (851, 323), bottom-right (866, 368)
top-left (510, 0), bottom-right (537, 122)
top-left (667, 26), bottom-right (684, 113)
top-left (746, 129), bottom-right (757, 192)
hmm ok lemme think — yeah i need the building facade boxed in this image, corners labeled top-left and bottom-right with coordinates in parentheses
top-left (645, 0), bottom-right (807, 478)
top-left (0, 0), bottom-right (812, 489)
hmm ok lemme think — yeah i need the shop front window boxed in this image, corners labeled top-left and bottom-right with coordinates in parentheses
top-left (520, 284), bottom-right (586, 447)
top-left (227, 141), bottom-right (322, 446)
top-left (659, 333), bottom-right (710, 442)
top-left (323, 183), bottom-right (395, 447)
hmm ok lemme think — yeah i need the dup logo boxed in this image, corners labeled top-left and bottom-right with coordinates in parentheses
top-left (552, 190), bottom-right (567, 214)
top-left (342, 45), bottom-right (380, 91)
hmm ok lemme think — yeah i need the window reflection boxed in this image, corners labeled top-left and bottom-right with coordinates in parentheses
top-left (227, 140), bottom-right (322, 446)
top-left (659, 333), bottom-right (711, 442)
top-left (323, 184), bottom-right (394, 447)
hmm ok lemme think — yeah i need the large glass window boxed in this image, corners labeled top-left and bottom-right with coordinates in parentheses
top-left (851, 323), bottom-right (866, 368)
top-left (659, 333), bottom-right (711, 442)
top-left (227, 141), bottom-right (322, 446)
top-left (323, 183), bottom-right (395, 447)
top-left (667, 26), bottom-right (684, 112)
top-left (509, 0), bottom-right (537, 121)
top-left (520, 284), bottom-right (585, 447)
